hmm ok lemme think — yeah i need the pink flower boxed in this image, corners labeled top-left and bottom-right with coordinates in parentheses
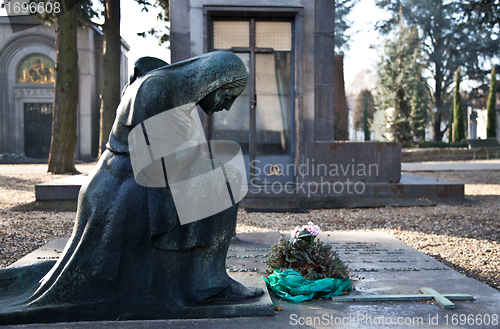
top-left (292, 222), bottom-right (321, 237)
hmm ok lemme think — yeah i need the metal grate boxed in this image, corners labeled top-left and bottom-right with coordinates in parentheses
top-left (24, 103), bottom-right (53, 158)
top-left (255, 21), bottom-right (291, 51)
top-left (213, 21), bottom-right (250, 49)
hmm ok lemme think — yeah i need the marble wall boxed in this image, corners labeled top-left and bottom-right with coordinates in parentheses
top-left (0, 17), bottom-right (129, 160)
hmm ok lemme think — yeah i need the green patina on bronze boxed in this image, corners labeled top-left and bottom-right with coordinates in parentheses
top-left (0, 51), bottom-right (264, 325)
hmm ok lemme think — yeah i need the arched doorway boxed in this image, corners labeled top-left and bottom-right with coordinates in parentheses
top-left (17, 54), bottom-right (55, 158)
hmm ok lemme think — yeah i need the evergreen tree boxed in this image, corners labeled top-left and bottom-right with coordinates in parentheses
top-left (353, 89), bottom-right (375, 140)
top-left (377, 0), bottom-right (500, 142)
top-left (376, 18), bottom-right (428, 143)
top-left (452, 68), bottom-right (465, 142)
top-left (409, 72), bottom-right (429, 141)
top-left (487, 66), bottom-right (497, 138)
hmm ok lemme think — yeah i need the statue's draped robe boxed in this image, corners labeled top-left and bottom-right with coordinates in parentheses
top-left (0, 51), bottom-right (248, 323)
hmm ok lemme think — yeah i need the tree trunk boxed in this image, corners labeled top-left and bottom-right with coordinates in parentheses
top-left (433, 112), bottom-right (444, 142)
top-left (47, 1), bottom-right (78, 174)
top-left (98, 0), bottom-right (121, 155)
top-left (363, 97), bottom-right (370, 141)
top-left (487, 66), bottom-right (497, 138)
top-left (432, 36), bottom-right (445, 142)
top-left (452, 68), bottom-right (465, 142)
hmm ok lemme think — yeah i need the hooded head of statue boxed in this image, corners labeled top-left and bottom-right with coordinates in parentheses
top-left (108, 51), bottom-right (248, 154)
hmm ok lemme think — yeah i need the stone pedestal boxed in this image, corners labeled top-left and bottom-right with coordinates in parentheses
top-left (468, 108), bottom-right (477, 140)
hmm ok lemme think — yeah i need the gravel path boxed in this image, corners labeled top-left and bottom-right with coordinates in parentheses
top-left (0, 168), bottom-right (499, 293)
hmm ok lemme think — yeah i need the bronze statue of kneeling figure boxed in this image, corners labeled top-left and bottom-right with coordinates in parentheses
top-left (0, 51), bottom-right (263, 324)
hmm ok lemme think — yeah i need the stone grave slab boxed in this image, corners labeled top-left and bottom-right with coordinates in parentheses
top-left (9, 238), bottom-right (66, 267)
top-left (35, 175), bottom-right (88, 201)
top-left (3, 231), bottom-right (500, 328)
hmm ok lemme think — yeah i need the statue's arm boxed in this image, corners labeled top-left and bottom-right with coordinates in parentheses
top-left (135, 76), bottom-right (175, 121)
top-left (135, 76), bottom-right (201, 178)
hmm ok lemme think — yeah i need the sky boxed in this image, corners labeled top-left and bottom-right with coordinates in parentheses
top-left (342, 0), bottom-right (390, 88)
top-left (120, 1), bottom-right (170, 74)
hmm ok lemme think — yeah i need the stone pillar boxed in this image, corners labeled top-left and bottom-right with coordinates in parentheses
top-left (93, 33), bottom-right (103, 158)
top-left (170, 1), bottom-right (191, 63)
top-left (76, 27), bottom-right (96, 161)
top-left (313, 0), bottom-right (335, 141)
top-left (334, 55), bottom-right (348, 140)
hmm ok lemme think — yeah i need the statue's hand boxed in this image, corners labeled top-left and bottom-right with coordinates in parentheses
top-left (165, 139), bottom-right (201, 180)
top-left (172, 110), bottom-right (193, 143)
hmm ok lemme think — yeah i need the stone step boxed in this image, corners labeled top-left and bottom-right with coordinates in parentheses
top-left (35, 175), bottom-right (88, 200)
top-left (35, 174), bottom-right (464, 209)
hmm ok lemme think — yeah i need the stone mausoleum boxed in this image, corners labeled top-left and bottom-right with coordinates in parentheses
top-left (167, 0), bottom-right (464, 206)
top-left (0, 16), bottom-right (129, 161)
